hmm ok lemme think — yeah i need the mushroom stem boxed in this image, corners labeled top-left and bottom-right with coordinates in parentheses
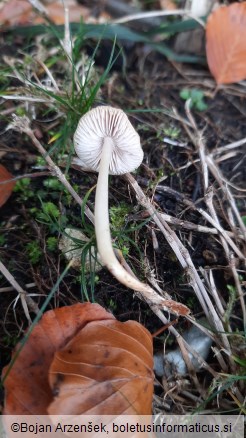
top-left (95, 139), bottom-right (163, 301)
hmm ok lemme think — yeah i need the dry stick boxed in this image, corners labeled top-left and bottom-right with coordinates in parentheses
top-left (207, 270), bottom-right (225, 318)
top-left (209, 137), bottom-right (246, 158)
top-left (185, 111), bottom-right (232, 343)
top-left (147, 265), bottom-right (218, 384)
top-left (185, 109), bottom-right (241, 365)
top-left (0, 283), bottom-right (36, 293)
top-left (196, 207), bottom-right (244, 259)
top-left (113, 9), bottom-right (188, 23)
top-left (176, 108), bottom-right (245, 241)
top-left (147, 260), bottom-right (218, 342)
top-left (8, 116), bottom-right (95, 225)
top-left (154, 188), bottom-right (244, 239)
top-left (0, 260), bottom-right (39, 322)
top-left (185, 106), bottom-right (246, 333)
top-left (182, 107), bottom-right (245, 260)
top-left (212, 346), bottom-right (229, 373)
top-left (206, 155), bottom-right (246, 241)
top-left (125, 173), bottom-right (234, 357)
top-left (206, 190), bottom-right (246, 331)
top-left (160, 212), bottom-right (234, 236)
top-left (154, 307), bottom-right (218, 379)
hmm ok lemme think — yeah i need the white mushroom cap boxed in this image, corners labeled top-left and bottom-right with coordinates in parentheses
top-left (73, 106), bottom-right (143, 175)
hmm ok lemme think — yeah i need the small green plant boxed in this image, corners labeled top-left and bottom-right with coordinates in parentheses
top-left (37, 201), bottom-right (60, 221)
top-left (43, 178), bottom-right (64, 191)
top-left (46, 236), bottom-right (57, 251)
top-left (163, 126), bottom-right (180, 138)
top-left (26, 241), bottom-right (42, 264)
top-left (110, 203), bottom-right (131, 231)
top-left (2, 334), bottom-right (19, 349)
top-left (180, 88), bottom-right (208, 111)
top-left (108, 298), bottom-right (118, 312)
top-left (13, 178), bottom-right (34, 201)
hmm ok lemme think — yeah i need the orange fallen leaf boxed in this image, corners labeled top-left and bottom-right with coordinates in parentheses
top-left (48, 319), bottom-right (153, 415)
top-left (2, 303), bottom-right (154, 415)
top-left (34, 1), bottom-right (91, 25)
top-left (159, 0), bottom-right (177, 10)
top-left (0, 164), bottom-right (15, 208)
top-left (2, 303), bottom-right (115, 414)
top-left (0, 0), bottom-right (90, 26)
top-left (0, 0), bottom-right (32, 26)
top-left (206, 3), bottom-right (246, 84)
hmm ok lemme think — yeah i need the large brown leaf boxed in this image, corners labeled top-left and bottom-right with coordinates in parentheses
top-left (2, 303), bottom-right (115, 414)
top-left (2, 303), bottom-right (154, 415)
top-left (0, 0), bottom-right (90, 26)
top-left (206, 3), bottom-right (246, 84)
top-left (48, 319), bottom-right (153, 415)
top-left (0, 164), bottom-right (15, 208)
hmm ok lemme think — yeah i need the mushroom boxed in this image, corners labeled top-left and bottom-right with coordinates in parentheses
top-left (73, 106), bottom-right (180, 309)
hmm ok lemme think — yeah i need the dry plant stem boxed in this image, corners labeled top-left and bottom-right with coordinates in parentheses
top-left (160, 212), bottom-right (232, 236)
top-left (206, 192), bottom-right (246, 330)
top-left (113, 9), bottom-right (190, 24)
top-left (177, 336), bottom-right (203, 393)
top-left (185, 107), bottom-right (246, 331)
top-left (156, 184), bottom-right (244, 239)
top-left (230, 253), bottom-right (246, 331)
top-left (126, 173), bottom-right (208, 309)
top-left (125, 173), bottom-right (237, 355)
top-left (0, 283), bottom-right (36, 293)
top-left (9, 116), bottom-right (94, 225)
top-left (153, 307), bottom-right (218, 379)
top-left (210, 136), bottom-right (246, 158)
top-left (62, 7), bottom-right (73, 60)
top-left (184, 109), bottom-right (244, 259)
top-left (206, 155), bottom-right (246, 241)
top-left (0, 261), bottom-right (39, 321)
top-left (36, 60), bottom-right (59, 91)
top-left (147, 265), bottom-right (220, 379)
top-left (95, 138), bottom-right (187, 315)
top-left (186, 105), bottom-right (246, 242)
top-left (211, 346), bottom-right (228, 372)
top-left (197, 208), bottom-right (244, 259)
top-left (207, 270), bottom-right (225, 317)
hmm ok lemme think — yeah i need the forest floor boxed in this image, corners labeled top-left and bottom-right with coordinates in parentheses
top-left (0, 3), bottom-right (246, 416)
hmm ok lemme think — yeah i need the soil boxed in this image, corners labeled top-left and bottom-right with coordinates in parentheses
top-left (0, 23), bottom-right (245, 415)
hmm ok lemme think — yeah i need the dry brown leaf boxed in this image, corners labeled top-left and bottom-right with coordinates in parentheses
top-left (0, 0), bottom-right (90, 26)
top-left (2, 303), bottom-right (154, 415)
top-left (0, 0), bottom-right (32, 26)
top-left (34, 1), bottom-right (90, 25)
top-left (206, 3), bottom-right (246, 84)
top-left (0, 164), bottom-right (15, 208)
top-left (48, 320), bottom-right (153, 415)
top-left (159, 0), bottom-right (177, 10)
top-left (2, 303), bottom-right (115, 414)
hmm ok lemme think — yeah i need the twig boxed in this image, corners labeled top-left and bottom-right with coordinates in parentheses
top-left (125, 173), bottom-right (232, 341)
top-left (0, 282), bottom-right (36, 293)
top-left (112, 9), bottom-right (192, 24)
top-left (206, 155), bottom-right (246, 241)
top-left (209, 137), bottom-right (246, 158)
top-left (159, 213), bottom-right (242, 237)
top-left (0, 260), bottom-right (39, 322)
top-left (154, 307), bottom-right (218, 378)
top-left (184, 105), bottom-right (246, 332)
